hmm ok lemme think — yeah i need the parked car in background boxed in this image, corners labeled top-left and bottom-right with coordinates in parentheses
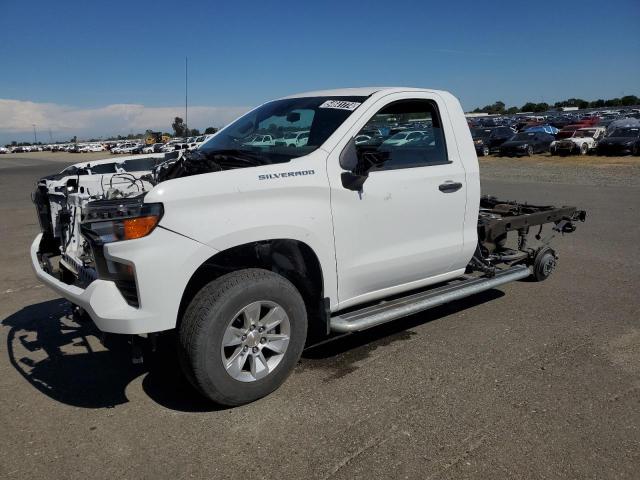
top-left (277, 131), bottom-right (310, 147)
top-left (119, 143), bottom-right (144, 155)
top-left (160, 138), bottom-right (185, 152)
top-left (597, 127), bottom-right (640, 156)
top-left (0, 146), bottom-right (9, 154)
top-left (111, 142), bottom-right (138, 154)
top-left (524, 124), bottom-right (559, 135)
top-left (498, 132), bottom-right (555, 156)
top-left (556, 125), bottom-right (583, 140)
top-left (242, 134), bottom-right (275, 147)
top-left (143, 143), bottom-right (164, 154)
top-left (382, 130), bottom-right (428, 146)
top-left (470, 126), bottom-right (513, 156)
top-left (550, 127), bottom-right (606, 155)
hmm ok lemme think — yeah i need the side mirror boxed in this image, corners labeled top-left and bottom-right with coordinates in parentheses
top-left (339, 138), bottom-right (358, 170)
top-left (339, 138), bottom-right (368, 191)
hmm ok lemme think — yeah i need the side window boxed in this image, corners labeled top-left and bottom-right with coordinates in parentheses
top-left (354, 99), bottom-right (449, 171)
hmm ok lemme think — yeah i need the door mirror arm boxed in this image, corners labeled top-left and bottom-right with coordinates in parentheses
top-left (341, 171), bottom-right (368, 191)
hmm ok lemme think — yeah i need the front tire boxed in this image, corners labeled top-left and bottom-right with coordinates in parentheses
top-left (178, 269), bottom-right (307, 406)
top-left (579, 143), bottom-right (588, 155)
top-left (527, 145), bottom-right (534, 156)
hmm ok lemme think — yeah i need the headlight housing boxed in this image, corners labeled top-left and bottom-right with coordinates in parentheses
top-left (81, 197), bottom-right (163, 244)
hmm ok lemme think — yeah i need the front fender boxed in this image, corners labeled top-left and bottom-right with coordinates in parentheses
top-left (145, 150), bottom-right (338, 306)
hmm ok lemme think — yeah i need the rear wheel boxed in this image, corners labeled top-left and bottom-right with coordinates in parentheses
top-left (531, 247), bottom-right (557, 282)
top-left (482, 145), bottom-right (490, 156)
top-left (527, 145), bottom-right (534, 156)
top-left (178, 269), bottom-right (307, 406)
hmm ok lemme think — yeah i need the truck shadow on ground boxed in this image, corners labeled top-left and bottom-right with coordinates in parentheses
top-left (3, 290), bottom-right (503, 412)
top-left (2, 298), bottom-right (216, 412)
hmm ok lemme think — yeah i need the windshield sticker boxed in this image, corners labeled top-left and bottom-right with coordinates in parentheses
top-left (319, 100), bottom-right (361, 111)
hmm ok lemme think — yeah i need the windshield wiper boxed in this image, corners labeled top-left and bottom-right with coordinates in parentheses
top-left (200, 149), bottom-right (270, 167)
top-left (155, 149), bottom-right (270, 182)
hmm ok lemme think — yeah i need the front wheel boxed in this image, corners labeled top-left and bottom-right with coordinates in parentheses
top-left (178, 269), bottom-right (308, 406)
top-left (527, 145), bottom-right (534, 156)
top-left (579, 143), bottom-right (588, 155)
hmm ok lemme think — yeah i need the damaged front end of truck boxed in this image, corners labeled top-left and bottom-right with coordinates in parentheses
top-left (31, 154), bottom-right (174, 292)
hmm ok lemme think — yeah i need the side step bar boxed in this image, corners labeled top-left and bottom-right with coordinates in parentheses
top-left (329, 265), bottom-right (530, 333)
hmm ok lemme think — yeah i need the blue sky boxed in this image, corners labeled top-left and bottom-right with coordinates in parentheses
top-left (1, 0), bottom-right (638, 142)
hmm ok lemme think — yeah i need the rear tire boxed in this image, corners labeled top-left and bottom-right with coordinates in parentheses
top-left (482, 145), bottom-right (490, 156)
top-left (178, 269), bottom-right (307, 406)
top-left (527, 145), bottom-right (534, 156)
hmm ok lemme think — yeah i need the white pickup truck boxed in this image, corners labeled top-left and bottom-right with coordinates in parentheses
top-left (31, 87), bottom-right (585, 405)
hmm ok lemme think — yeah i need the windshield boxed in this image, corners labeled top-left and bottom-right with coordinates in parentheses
top-left (511, 133), bottom-right (535, 141)
top-left (199, 96), bottom-right (366, 162)
top-left (610, 128), bottom-right (639, 138)
top-left (471, 128), bottom-right (492, 139)
top-left (574, 130), bottom-right (594, 138)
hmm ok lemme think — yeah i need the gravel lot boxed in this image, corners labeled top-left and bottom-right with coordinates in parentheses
top-left (1, 151), bottom-right (639, 479)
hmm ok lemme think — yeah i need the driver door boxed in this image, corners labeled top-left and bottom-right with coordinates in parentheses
top-left (327, 93), bottom-right (468, 309)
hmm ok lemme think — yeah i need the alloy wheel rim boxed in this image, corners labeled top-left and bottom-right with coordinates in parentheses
top-left (220, 300), bottom-right (291, 382)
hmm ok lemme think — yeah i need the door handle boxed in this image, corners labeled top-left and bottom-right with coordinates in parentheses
top-left (439, 181), bottom-right (463, 193)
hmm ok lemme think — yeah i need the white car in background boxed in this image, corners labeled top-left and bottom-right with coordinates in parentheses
top-left (119, 143), bottom-right (144, 155)
top-left (0, 146), bottom-right (9, 154)
top-left (550, 127), bottom-right (607, 155)
top-left (111, 143), bottom-right (136, 154)
top-left (382, 130), bottom-right (428, 146)
top-left (143, 143), bottom-right (164, 154)
top-left (279, 131), bottom-right (309, 147)
top-left (160, 139), bottom-right (186, 153)
top-left (242, 134), bottom-right (275, 147)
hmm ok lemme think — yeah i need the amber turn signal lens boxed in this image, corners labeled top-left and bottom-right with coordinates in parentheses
top-left (122, 215), bottom-right (160, 240)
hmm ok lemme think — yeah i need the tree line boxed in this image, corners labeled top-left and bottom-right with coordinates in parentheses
top-left (471, 95), bottom-right (639, 114)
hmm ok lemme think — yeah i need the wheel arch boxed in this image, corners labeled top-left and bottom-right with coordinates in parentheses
top-left (177, 238), bottom-right (329, 340)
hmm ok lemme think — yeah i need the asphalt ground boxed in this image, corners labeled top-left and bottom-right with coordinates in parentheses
top-left (1, 151), bottom-right (639, 479)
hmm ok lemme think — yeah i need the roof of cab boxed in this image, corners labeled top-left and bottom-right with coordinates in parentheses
top-left (281, 87), bottom-right (448, 99)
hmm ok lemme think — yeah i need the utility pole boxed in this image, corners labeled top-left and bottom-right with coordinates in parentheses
top-left (49, 128), bottom-right (53, 143)
top-left (185, 56), bottom-right (188, 137)
top-left (32, 124), bottom-right (37, 144)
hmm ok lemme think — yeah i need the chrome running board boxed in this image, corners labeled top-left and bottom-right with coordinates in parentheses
top-left (329, 265), bottom-right (530, 333)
